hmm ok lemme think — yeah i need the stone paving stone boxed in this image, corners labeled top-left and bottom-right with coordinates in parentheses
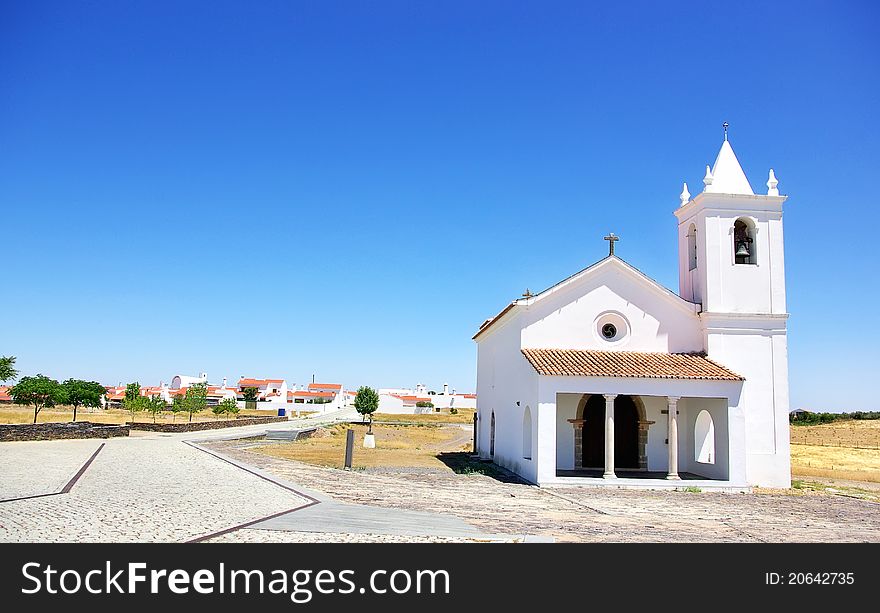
top-left (0, 439), bottom-right (102, 500)
top-left (0, 435), bottom-right (309, 542)
top-left (208, 529), bottom-right (516, 543)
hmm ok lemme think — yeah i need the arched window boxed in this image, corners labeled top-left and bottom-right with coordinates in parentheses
top-left (694, 410), bottom-right (715, 464)
top-left (522, 406), bottom-right (532, 460)
top-left (733, 219), bottom-right (756, 265)
top-left (490, 411), bottom-right (496, 457)
top-left (687, 223), bottom-right (697, 271)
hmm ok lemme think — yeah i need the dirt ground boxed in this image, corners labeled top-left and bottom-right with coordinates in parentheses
top-left (209, 436), bottom-right (880, 543)
top-left (252, 422), bottom-right (472, 470)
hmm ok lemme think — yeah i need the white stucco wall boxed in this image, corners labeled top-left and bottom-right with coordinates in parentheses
top-left (704, 314), bottom-right (791, 487)
top-left (475, 311), bottom-right (539, 483)
top-left (518, 260), bottom-right (703, 354)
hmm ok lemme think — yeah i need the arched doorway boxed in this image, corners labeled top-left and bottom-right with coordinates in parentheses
top-left (578, 394), bottom-right (645, 470)
top-left (614, 396), bottom-right (639, 469)
top-left (582, 395), bottom-right (605, 468)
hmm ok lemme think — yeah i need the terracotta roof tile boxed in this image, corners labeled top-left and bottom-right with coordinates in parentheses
top-left (521, 349), bottom-right (743, 381)
top-left (290, 391), bottom-right (335, 398)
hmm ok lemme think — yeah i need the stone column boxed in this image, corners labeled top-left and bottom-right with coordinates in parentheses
top-left (603, 394), bottom-right (617, 478)
top-left (666, 396), bottom-right (681, 480)
top-left (567, 419), bottom-right (585, 468)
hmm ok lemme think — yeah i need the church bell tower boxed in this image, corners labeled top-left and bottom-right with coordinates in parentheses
top-left (674, 127), bottom-right (792, 487)
top-left (674, 131), bottom-right (788, 314)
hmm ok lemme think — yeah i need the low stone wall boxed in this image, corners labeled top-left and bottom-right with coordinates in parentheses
top-left (0, 421), bottom-right (131, 442)
top-left (128, 416), bottom-right (288, 433)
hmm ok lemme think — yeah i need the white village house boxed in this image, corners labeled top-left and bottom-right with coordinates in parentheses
top-left (474, 135), bottom-right (791, 489)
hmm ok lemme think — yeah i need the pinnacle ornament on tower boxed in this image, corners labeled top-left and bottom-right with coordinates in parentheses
top-left (679, 182), bottom-right (691, 207)
top-left (767, 168), bottom-right (779, 196)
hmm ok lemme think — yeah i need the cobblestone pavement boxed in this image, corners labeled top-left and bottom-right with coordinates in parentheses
top-left (0, 439), bottom-right (101, 500)
top-left (208, 529), bottom-right (517, 543)
top-left (0, 432), bottom-right (310, 542)
top-left (207, 440), bottom-right (880, 543)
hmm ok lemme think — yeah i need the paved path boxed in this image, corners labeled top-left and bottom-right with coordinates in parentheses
top-left (0, 439), bottom-right (102, 501)
top-left (0, 412), bottom-right (508, 543)
top-left (253, 501), bottom-right (505, 539)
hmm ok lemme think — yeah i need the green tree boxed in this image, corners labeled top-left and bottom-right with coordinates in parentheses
top-left (61, 379), bottom-right (106, 422)
top-left (124, 382), bottom-right (144, 423)
top-left (354, 386), bottom-right (379, 433)
top-left (0, 356), bottom-right (18, 383)
top-left (9, 374), bottom-right (63, 423)
top-left (170, 395), bottom-right (185, 422)
top-left (144, 395), bottom-right (166, 423)
top-left (218, 397), bottom-right (239, 420)
top-left (183, 382), bottom-right (208, 423)
top-left (241, 387), bottom-right (259, 410)
top-left (211, 403), bottom-right (226, 420)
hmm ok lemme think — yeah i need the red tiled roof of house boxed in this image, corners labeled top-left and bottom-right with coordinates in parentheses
top-left (520, 349), bottom-right (743, 381)
top-left (392, 395), bottom-right (432, 404)
top-left (238, 378), bottom-right (284, 387)
top-left (0, 386), bottom-right (11, 401)
top-left (308, 383), bottom-right (341, 391)
top-left (290, 390), bottom-right (335, 398)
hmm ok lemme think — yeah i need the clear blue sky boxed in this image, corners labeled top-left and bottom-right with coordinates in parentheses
top-left (2, 1), bottom-right (878, 409)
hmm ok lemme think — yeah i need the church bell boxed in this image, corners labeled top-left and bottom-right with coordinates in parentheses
top-left (735, 241), bottom-right (751, 258)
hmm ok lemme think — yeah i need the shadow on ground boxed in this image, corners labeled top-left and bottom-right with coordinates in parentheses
top-left (435, 452), bottom-right (529, 484)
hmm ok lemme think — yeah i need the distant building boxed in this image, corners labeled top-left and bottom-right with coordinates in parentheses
top-left (287, 382), bottom-right (344, 413)
top-left (377, 382), bottom-right (476, 414)
top-left (237, 377), bottom-right (289, 409)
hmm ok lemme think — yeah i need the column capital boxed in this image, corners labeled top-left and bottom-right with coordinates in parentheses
top-left (666, 396), bottom-right (681, 405)
top-left (603, 393), bottom-right (618, 401)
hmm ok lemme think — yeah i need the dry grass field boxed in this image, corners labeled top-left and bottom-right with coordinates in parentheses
top-left (790, 419), bottom-right (880, 483)
top-left (252, 422), bottom-right (472, 470)
top-left (371, 408), bottom-right (475, 425)
top-left (0, 403), bottom-right (280, 425)
top-left (790, 419), bottom-right (880, 448)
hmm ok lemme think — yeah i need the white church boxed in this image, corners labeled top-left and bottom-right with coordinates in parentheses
top-left (474, 134), bottom-right (791, 489)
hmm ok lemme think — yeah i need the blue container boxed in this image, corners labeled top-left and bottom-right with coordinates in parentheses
top-left (277, 408), bottom-right (286, 417)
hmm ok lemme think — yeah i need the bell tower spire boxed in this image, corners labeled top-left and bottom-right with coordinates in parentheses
top-left (674, 133), bottom-right (788, 314)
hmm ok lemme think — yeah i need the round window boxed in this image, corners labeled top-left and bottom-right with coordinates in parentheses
top-left (594, 311), bottom-right (630, 345)
top-left (601, 323), bottom-right (617, 339)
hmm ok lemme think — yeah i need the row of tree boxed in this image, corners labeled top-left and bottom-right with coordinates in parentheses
top-left (0, 355), bottom-right (244, 424)
top-left (7, 373), bottom-right (106, 424)
top-left (3, 357), bottom-right (112, 424)
top-left (123, 382), bottom-right (239, 423)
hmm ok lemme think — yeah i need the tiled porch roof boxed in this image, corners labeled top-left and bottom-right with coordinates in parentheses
top-left (521, 349), bottom-right (743, 381)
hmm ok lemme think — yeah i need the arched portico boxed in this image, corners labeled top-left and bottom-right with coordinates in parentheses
top-left (571, 394), bottom-right (651, 472)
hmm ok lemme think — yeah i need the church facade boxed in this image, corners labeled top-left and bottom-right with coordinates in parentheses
top-left (473, 137), bottom-right (791, 489)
